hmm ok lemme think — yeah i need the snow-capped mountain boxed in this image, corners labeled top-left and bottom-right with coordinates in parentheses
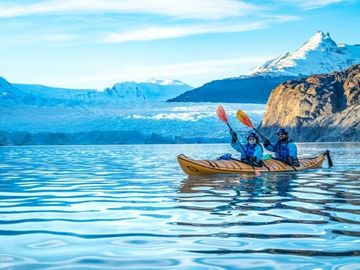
top-left (103, 80), bottom-right (193, 102)
top-left (249, 31), bottom-right (360, 76)
top-left (0, 76), bottom-right (27, 103)
top-left (1, 78), bottom-right (193, 107)
top-left (12, 83), bottom-right (97, 107)
top-left (171, 31), bottom-right (360, 103)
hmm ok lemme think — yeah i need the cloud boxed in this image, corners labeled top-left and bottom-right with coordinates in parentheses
top-left (103, 22), bottom-right (266, 43)
top-left (104, 16), bottom-right (299, 43)
top-left (284, 0), bottom-right (347, 9)
top-left (0, 0), bottom-right (259, 20)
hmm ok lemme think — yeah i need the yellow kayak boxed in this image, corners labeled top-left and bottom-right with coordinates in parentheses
top-left (177, 152), bottom-right (329, 175)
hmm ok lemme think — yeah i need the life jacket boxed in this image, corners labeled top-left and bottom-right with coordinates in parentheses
top-left (244, 143), bottom-right (256, 158)
top-left (244, 143), bottom-right (262, 159)
top-left (274, 139), bottom-right (291, 160)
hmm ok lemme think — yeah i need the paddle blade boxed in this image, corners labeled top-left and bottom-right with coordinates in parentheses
top-left (216, 105), bottom-right (228, 124)
top-left (236, 110), bottom-right (254, 128)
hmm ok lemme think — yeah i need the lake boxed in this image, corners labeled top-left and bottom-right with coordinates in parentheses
top-left (1, 143), bottom-right (359, 269)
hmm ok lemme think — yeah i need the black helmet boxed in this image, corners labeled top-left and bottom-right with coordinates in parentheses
top-left (276, 128), bottom-right (288, 135)
top-left (247, 132), bottom-right (259, 142)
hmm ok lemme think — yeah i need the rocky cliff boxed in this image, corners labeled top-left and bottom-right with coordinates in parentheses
top-left (258, 64), bottom-right (360, 142)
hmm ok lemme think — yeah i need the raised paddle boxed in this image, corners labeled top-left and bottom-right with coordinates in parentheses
top-left (236, 109), bottom-right (270, 143)
top-left (216, 105), bottom-right (232, 130)
top-left (216, 105), bottom-right (246, 153)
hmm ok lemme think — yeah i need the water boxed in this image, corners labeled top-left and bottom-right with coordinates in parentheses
top-left (0, 143), bottom-right (359, 270)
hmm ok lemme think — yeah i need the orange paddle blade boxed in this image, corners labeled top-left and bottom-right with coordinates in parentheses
top-left (236, 110), bottom-right (254, 128)
top-left (216, 105), bottom-right (228, 124)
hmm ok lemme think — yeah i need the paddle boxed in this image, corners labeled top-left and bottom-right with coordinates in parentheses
top-left (236, 109), bottom-right (270, 144)
top-left (216, 105), bottom-right (246, 153)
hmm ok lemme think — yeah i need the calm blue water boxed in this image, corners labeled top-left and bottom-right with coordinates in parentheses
top-left (1, 143), bottom-right (360, 270)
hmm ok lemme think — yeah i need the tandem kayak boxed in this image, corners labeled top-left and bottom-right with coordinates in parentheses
top-left (177, 151), bottom-right (332, 175)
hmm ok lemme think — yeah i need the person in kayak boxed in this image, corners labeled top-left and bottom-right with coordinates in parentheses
top-left (263, 128), bottom-right (300, 166)
top-left (230, 130), bottom-right (263, 166)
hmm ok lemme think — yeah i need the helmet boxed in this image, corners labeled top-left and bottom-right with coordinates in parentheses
top-left (276, 128), bottom-right (288, 135)
top-left (247, 132), bottom-right (259, 142)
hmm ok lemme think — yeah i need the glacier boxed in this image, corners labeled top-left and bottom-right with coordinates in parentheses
top-left (4, 77), bottom-right (249, 145)
top-left (0, 102), bottom-right (265, 145)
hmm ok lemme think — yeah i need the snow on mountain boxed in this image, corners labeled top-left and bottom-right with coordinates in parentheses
top-left (12, 83), bottom-right (98, 107)
top-left (0, 76), bottom-right (27, 103)
top-left (1, 78), bottom-right (194, 108)
top-left (171, 31), bottom-right (360, 103)
top-left (147, 79), bottom-right (186, 86)
top-left (249, 31), bottom-right (360, 77)
top-left (0, 77), bottom-right (209, 145)
top-left (103, 80), bottom-right (193, 102)
top-left (6, 79), bottom-right (193, 107)
top-left (14, 84), bottom-right (96, 99)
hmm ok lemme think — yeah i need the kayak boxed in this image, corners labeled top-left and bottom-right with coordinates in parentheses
top-left (177, 152), bottom-right (330, 175)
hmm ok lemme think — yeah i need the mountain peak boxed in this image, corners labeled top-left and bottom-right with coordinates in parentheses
top-left (248, 31), bottom-right (360, 76)
top-left (146, 79), bottom-right (184, 86)
top-left (297, 30), bottom-right (337, 53)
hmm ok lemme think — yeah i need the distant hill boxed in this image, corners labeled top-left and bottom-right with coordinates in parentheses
top-left (168, 75), bottom-right (295, 103)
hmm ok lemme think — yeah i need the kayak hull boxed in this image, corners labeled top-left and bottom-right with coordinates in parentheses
top-left (177, 153), bottom-right (326, 175)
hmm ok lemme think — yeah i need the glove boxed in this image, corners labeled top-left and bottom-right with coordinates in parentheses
top-left (289, 157), bottom-right (300, 167)
top-left (229, 130), bottom-right (238, 143)
top-left (263, 137), bottom-right (271, 147)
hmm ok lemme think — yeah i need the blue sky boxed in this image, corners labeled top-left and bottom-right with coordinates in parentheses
top-left (0, 0), bottom-right (359, 89)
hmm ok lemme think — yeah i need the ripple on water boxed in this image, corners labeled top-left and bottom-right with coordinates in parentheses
top-left (0, 143), bottom-right (360, 269)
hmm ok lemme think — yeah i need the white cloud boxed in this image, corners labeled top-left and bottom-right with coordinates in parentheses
top-left (0, 0), bottom-right (259, 19)
top-left (104, 15), bottom-right (299, 43)
top-left (104, 22), bottom-right (268, 43)
top-left (285, 0), bottom-right (346, 9)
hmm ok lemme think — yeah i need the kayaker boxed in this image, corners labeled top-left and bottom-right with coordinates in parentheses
top-left (230, 130), bottom-right (263, 166)
top-left (263, 128), bottom-right (300, 166)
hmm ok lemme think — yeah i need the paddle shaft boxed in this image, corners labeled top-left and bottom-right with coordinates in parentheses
top-left (252, 127), bottom-right (275, 148)
top-left (226, 122), bottom-right (247, 154)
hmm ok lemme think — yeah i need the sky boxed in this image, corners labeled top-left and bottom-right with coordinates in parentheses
top-left (0, 0), bottom-right (359, 90)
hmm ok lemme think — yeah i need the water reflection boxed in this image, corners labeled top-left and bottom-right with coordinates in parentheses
top-left (179, 172), bottom-right (296, 199)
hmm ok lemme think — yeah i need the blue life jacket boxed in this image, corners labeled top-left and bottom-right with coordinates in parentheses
top-left (244, 143), bottom-right (263, 162)
top-left (274, 140), bottom-right (291, 160)
top-left (245, 143), bottom-right (256, 159)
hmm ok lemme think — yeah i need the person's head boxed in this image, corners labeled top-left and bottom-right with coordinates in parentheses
top-left (277, 128), bottom-right (288, 142)
top-left (247, 132), bottom-right (259, 144)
